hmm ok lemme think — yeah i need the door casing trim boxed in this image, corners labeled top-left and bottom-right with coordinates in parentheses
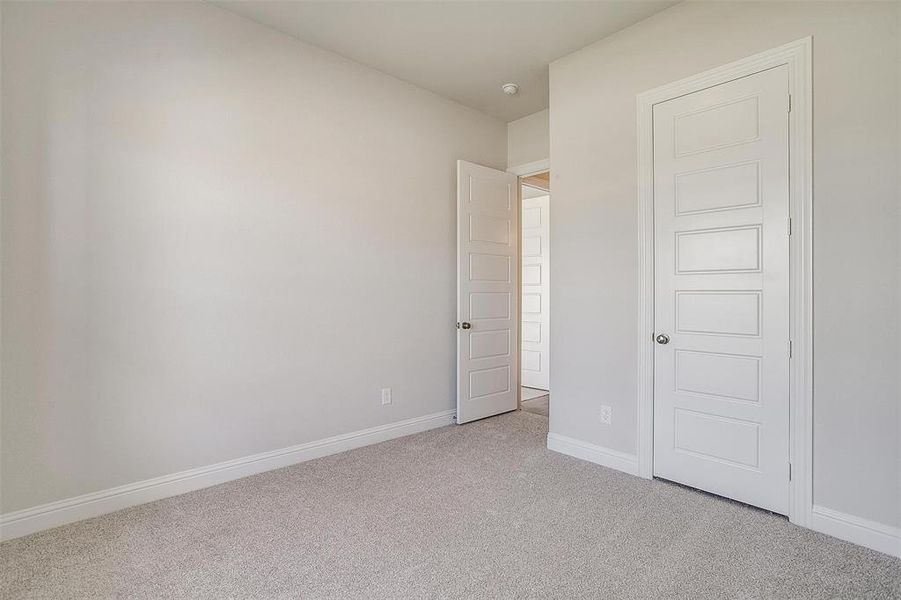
top-left (508, 159), bottom-right (550, 177)
top-left (635, 38), bottom-right (813, 527)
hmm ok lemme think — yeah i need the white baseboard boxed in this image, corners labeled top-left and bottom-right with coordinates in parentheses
top-left (0, 409), bottom-right (455, 542)
top-left (547, 436), bottom-right (901, 559)
top-left (810, 505), bottom-right (901, 559)
top-left (547, 432), bottom-right (640, 477)
top-left (7, 415), bottom-right (897, 562)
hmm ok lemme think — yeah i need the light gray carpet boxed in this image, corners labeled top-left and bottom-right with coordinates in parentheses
top-left (2, 411), bottom-right (899, 599)
top-left (522, 395), bottom-right (549, 417)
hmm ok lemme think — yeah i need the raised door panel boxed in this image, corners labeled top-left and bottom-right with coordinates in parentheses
top-left (470, 330), bottom-right (510, 360)
top-left (675, 96), bottom-right (760, 156)
top-left (676, 291), bottom-right (761, 337)
top-left (675, 161), bottom-right (760, 215)
top-left (675, 226), bottom-right (761, 274)
top-left (469, 253), bottom-right (511, 283)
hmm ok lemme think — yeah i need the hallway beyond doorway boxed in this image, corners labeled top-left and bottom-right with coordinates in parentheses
top-left (522, 387), bottom-right (549, 417)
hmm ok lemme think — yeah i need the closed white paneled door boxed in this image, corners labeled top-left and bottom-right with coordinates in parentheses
top-left (653, 66), bottom-right (791, 514)
top-left (456, 161), bottom-right (519, 424)
top-left (521, 194), bottom-right (549, 390)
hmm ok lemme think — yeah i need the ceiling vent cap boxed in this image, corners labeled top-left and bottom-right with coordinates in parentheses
top-left (501, 83), bottom-right (520, 96)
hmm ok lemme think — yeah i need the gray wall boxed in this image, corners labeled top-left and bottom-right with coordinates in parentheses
top-left (1, 1), bottom-right (506, 513)
top-left (549, 1), bottom-right (900, 528)
top-left (507, 109), bottom-right (549, 170)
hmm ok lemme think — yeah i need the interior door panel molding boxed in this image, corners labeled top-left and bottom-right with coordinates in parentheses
top-left (674, 224), bottom-right (762, 274)
top-left (674, 348), bottom-right (762, 404)
top-left (636, 38), bottom-right (812, 526)
top-left (673, 94), bottom-right (761, 157)
top-left (674, 160), bottom-right (762, 216)
top-left (673, 408), bottom-right (762, 470)
top-left (674, 290), bottom-right (762, 337)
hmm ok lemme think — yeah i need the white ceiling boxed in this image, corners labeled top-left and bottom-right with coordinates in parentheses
top-left (213, 1), bottom-right (678, 122)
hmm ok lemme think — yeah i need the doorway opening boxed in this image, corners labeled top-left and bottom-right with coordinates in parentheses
top-left (520, 172), bottom-right (550, 418)
top-left (454, 160), bottom-right (550, 425)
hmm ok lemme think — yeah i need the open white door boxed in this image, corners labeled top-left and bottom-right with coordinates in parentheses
top-left (521, 194), bottom-right (550, 390)
top-left (456, 160), bottom-right (519, 424)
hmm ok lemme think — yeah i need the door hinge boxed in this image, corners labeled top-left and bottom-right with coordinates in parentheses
top-left (788, 94), bottom-right (792, 113)
top-left (789, 462), bottom-right (792, 481)
top-left (789, 340), bottom-right (793, 358)
top-left (788, 217), bottom-right (792, 236)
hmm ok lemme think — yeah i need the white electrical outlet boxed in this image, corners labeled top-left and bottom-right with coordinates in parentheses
top-left (381, 388), bottom-right (392, 405)
top-left (600, 405), bottom-right (612, 425)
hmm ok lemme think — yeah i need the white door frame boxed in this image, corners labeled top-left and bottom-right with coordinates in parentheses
top-left (636, 38), bottom-right (812, 527)
top-left (509, 159), bottom-right (550, 179)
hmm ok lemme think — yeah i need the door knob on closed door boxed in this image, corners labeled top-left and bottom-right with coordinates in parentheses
top-left (655, 333), bottom-right (670, 345)
top-left (461, 322), bottom-right (472, 330)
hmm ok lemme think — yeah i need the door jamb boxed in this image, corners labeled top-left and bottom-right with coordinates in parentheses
top-left (635, 38), bottom-right (813, 526)
top-left (509, 160), bottom-right (551, 410)
top-left (509, 159), bottom-right (550, 179)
